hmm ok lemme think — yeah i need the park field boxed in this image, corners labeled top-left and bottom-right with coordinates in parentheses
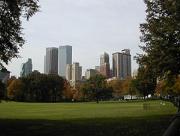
top-left (0, 100), bottom-right (177, 136)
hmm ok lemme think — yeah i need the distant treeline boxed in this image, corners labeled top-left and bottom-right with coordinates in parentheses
top-left (6, 71), bottom-right (65, 102)
top-left (1, 72), bottom-right (113, 102)
top-left (0, 70), bottom-right (180, 102)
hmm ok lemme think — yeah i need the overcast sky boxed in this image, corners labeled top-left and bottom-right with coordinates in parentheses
top-left (7, 0), bottom-right (146, 77)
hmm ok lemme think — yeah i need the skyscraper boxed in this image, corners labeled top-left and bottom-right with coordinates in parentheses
top-left (112, 49), bottom-right (131, 79)
top-left (66, 64), bottom-right (72, 81)
top-left (44, 55), bottom-right (46, 74)
top-left (58, 45), bottom-right (72, 78)
top-left (95, 66), bottom-right (100, 73)
top-left (20, 58), bottom-right (32, 77)
top-left (100, 52), bottom-right (110, 78)
top-left (44, 47), bottom-right (58, 74)
top-left (100, 52), bottom-right (109, 65)
top-left (72, 62), bottom-right (82, 82)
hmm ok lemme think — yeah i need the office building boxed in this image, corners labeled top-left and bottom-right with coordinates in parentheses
top-left (58, 45), bottom-right (72, 77)
top-left (100, 52), bottom-right (109, 65)
top-left (85, 69), bottom-right (97, 79)
top-left (66, 64), bottom-right (72, 81)
top-left (44, 47), bottom-right (58, 74)
top-left (65, 62), bottom-right (82, 86)
top-left (95, 66), bottom-right (100, 73)
top-left (20, 58), bottom-right (32, 77)
top-left (44, 55), bottom-right (46, 74)
top-left (72, 62), bottom-right (82, 82)
top-left (112, 49), bottom-right (131, 79)
top-left (100, 52), bottom-right (110, 78)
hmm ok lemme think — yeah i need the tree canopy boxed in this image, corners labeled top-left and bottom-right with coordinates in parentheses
top-left (137, 0), bottom-right (180, 80)
top-left (0, 81), bottom-right (5, 100)
top-left (80, 75), bottom-right (112, 102)
top-left (7, 72), bottom-right (65, 102)
top-left (0, 0), bottom-right (39, 68)
top-left (133, 65), bottom-right (157, 98)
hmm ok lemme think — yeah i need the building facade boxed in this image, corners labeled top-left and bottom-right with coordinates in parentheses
top-left (44, 47), bottom-right (58, 74)
top-left (20, 58), bottom-right (32, 77)
top-left (58, 45), bottom-right (72, 78)
top-left (95, 66), bottom-right (100, 73)
top-left (100, 52), bottom-right (110, 78)
top-left (66, 64), bottom-right (72, 81)
top-left (112, 49), bottom-right (131, 79)
top-left (72, 62), bottom-right (82, 82)
top-left (85, 69), bottom-right (97, 79)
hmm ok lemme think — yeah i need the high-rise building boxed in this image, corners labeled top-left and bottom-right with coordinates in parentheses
top-left (58, 45), bottom-right (72, 78)
top-left (112, 49), bottom-right (131, 79)
top-left (72, 62), bottom-right (82, 82)
top-left (65, 62), bottom-right (82, 87)
top-left (20, 58), bottom-right (32, 77)
top-left (44, 47), bottom-right (58, 74)
top-left (95, 66), bottom-right (100, 73)
top-left (44, 55), bottom-right (46, 74)
top-left (100, 52), bottom-right (109, 65)
top-left (85, 69), bottom-right (97, 79)
top-left (66, 64), bottom-right (72, 81)
top-left (100, 52), bottom-right (110, 78)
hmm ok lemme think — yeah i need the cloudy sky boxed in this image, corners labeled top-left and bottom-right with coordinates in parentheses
top-left (7, 0), bottom-right (146, 77)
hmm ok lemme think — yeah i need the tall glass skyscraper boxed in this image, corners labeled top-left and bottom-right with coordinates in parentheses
top-left (44, 47), bottom-right (58, 74)
top-left (58, 45), bottom-right (72, 77)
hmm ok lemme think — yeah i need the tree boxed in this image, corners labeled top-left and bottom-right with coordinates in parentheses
top-left (121, 77), bottom-right (132, 95)
top-left (138, 0), bottom-right (180, 81)
top-left (0, 81), bottom-right (5, 101)
top-left (20, 73), bottom-right (65, 102)
top-left (6, 72), bottom-right (66, 102)
top-left (7, 76), bottom-right (16, 87)
top-left (128, 79), bottom-right (138, 99)
top-left (173, 76), bottom-right (180, 95)
top-left (80, 75), bottom-right (112, 102)
top-left (72, 82), bottom-right (84, 101)
top-left (88, 74), bottom-right (107, 103)
top-left (88, 74), bottom-right (107, 89)
top-left (0, 0), bottom-right (39, 68)
top-left (108, 79), bottom-right (123, 98)
top-left (155, 80), bottom-right (168, 96)
top-left (7, 79), bottom-right (24, 101)
top-left (63, 80), bottom-right (74, 100)
top-left (134, 65), bottom-right (157, 99)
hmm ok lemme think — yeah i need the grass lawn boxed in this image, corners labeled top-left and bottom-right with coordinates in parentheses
top-left (0, 100), bottom-right (177, 136)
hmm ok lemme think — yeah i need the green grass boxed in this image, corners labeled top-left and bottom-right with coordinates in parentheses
top-left (0, 100), bottom-right (177, 136)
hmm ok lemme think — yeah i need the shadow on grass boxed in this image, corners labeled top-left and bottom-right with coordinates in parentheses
top-left (0, 115), bottom-right (175, 136)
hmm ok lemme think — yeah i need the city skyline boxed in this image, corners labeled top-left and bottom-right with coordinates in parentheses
top-left (11, 46), bottom-right (133, 77)
top-left (37, 47), bottom-right (131, 80)
top-left (6, 0), bottom-right (146, 77)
